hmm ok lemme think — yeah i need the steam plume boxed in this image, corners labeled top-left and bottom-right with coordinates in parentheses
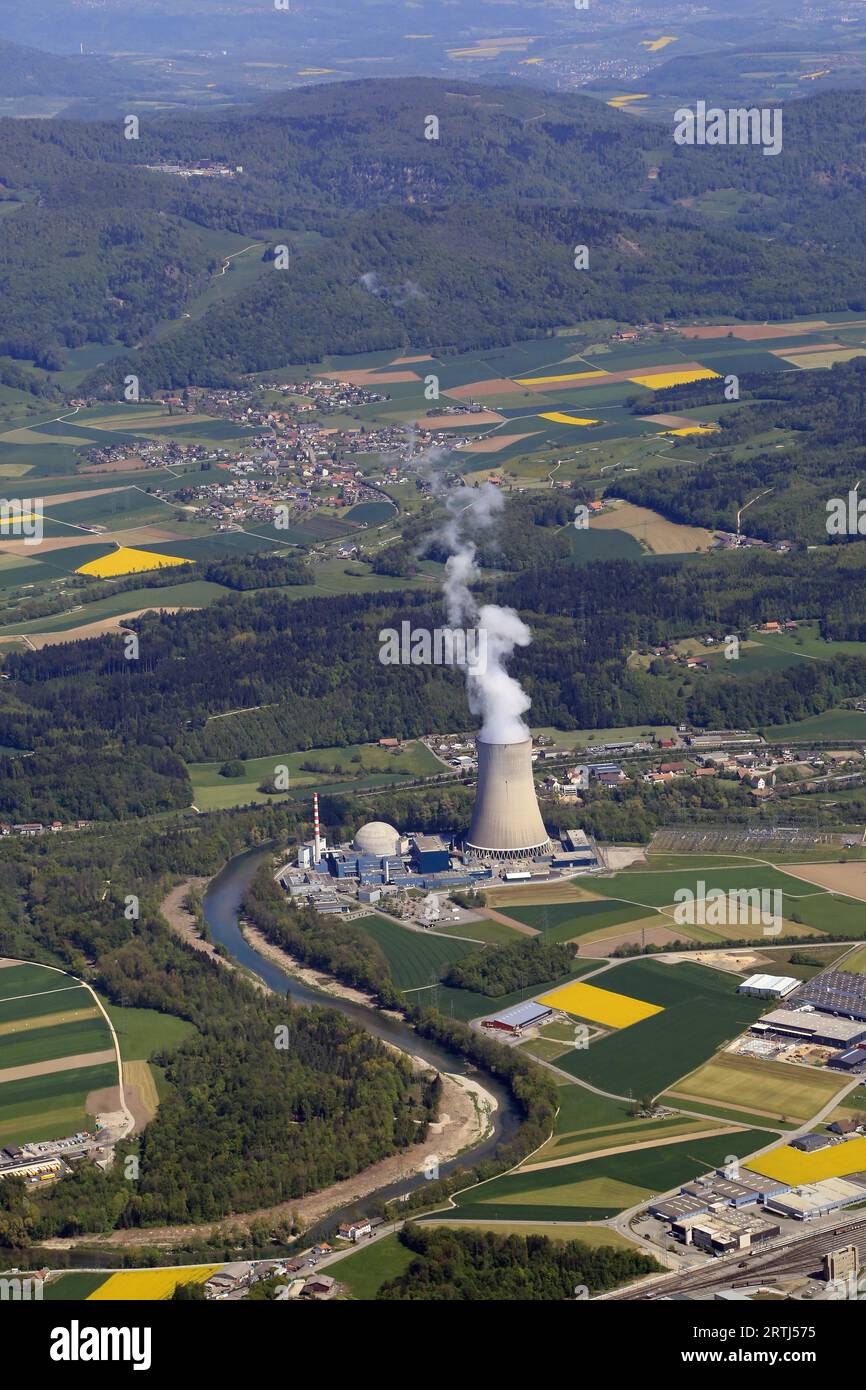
top-left (438, 482), bottom-right (533, 745)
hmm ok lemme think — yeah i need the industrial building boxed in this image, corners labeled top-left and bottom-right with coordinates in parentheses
top-left (750, 1009), bottom-right (866, 1048)
top-left (790, 1133), bottom-right (832, 1154)
top-left (411, 835), bottom-right (451, 875)
top-left (738, 974), bottom-right (800, 1000)
top-left (794, 971), bottom-right (866, 1023)
top-left (672, 1210), bottom-right (781, 1256)
top-left (481, 1001), bottom-right (555, 1036)
top-left (649, 1169), bottom-right (789, 1222)
top-left (762, 1178), bottom-right (866, 1221)
top-left (464, 738), bottom-right (552, 861)
top-left (829, 1045), bottom-right (866, 1073)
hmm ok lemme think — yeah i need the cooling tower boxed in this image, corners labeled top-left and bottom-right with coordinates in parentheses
top-left (465, 738), bottom-right (551, 860)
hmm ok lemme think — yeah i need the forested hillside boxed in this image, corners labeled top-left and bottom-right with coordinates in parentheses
top-left (0, 81), bottom-right (865, 386)
top-left (4, 544), bottom-right (866, 820)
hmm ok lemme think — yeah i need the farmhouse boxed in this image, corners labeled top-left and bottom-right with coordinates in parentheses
top-left (337, 1219), bottom-right (372, 1242)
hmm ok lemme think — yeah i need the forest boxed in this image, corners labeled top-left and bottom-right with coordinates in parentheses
top-left (443, 938), bottom-right (576, 997)
top-left (4, 541), bottom-right (866, 820)
top-left (0, 81), bottom-right (864, 385)
top-left (376, 1224), bottom-right (658, 1300)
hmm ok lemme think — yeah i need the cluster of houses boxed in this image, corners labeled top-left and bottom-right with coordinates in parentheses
top-left (0, 820), bottom-right (90, 837)
top-left (204, 1220), bottom-right (376, 1302)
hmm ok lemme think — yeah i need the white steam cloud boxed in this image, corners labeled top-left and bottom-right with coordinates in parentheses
top-left (438, 481), bottom-right (534, 745)
top-left (359, 271), bottom-right (426, 306)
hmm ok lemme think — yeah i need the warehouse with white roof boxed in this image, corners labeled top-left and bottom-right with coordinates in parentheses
top-left (738, 974), bottom-right (800, 999)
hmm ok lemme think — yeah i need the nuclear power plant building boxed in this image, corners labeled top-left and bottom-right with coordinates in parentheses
top-left (281, 736), bottom-right (601, 912)
top-left (465, 738), bottom-right (552, 861)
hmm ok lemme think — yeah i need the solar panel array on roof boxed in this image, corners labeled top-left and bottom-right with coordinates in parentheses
top-left (794, 971), bottom-right (866, 1022)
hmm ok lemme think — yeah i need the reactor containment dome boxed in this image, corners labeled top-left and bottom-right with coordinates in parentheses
top-left (464, 738), bottom-right (551, 861)
top-left (352, 820), bottom-right (401, 857)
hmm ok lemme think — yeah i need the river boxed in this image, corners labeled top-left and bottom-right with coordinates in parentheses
top-left (203, 845), bottom-right (520, 1216)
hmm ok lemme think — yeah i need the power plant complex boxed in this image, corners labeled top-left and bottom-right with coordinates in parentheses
top-left (281, 738), bottom-right (597, 915)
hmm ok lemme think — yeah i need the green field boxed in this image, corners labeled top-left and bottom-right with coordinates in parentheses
top-left (840, 944), bottom-right (866, 973)
top-left (102, 1001), bottom-right (194, 1062)
top-left (523, 1083), bottom-right (725, 1166)
top-left (589, 866), bottom-right (814, 910)
top-left (424, 1220), bottom-right (644, 1250)
top-left (0, 963), bottom-right (79, 1001)
top-left (0, 1018), bottom-right (111, 1070)
top-left (553, 959), bottom-right (766, 1097)
top-left (0, 581), bottom-right (228, 638)
top-left (0, 984), bottom-right (92, 1026)
top-left (0, 1062), bottom-right (118, 1147)
top-left (42, 1272), bottom-right (112, 1301)
top-left (502, 898), bottom-right (652, 943)
top-left (188, 738), bottom-right (444, 811)
top-left (433, 919), bottom-right (523, 945)
top-left (531, 724), bottom-right (679, 747)
top-left (451, 1129), bottom-right (772, 1223)
top-left (352, 915), bottom-right (476, 991)
top-left (0, 962), bottom-right (117, 1145)
top-left (765, 709), bottom-right (866, 742)
top-left (670, 1052), bottom-right (847, 1123)
top-left (330, 1233), bottom-right (415, 1299)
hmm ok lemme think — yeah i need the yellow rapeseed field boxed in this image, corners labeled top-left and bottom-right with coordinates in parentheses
top-left (514, 371), bottom-right (608, 386)
top-left (607, 95), bottom-right (650, 108)
top-left (745, 1137), bottom-right (866, 1186)
top-left (663, 424), bottom-right (720, 436)
top-left (88, 1265), bottom-right (221, 1301)
top-left (539, 412), bottom-right (600, 426)
top-left (76, 546), bottom-right (191, 579)
top-left (538, 980), bottom-right (664, 1029)
top-left (629, 369), bottom-right (720, 390)
top-left (641, 37), bottom-right (677, 52)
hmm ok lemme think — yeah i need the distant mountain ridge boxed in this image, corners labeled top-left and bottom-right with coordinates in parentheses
top-left (0, 38), bottom-right (152, 98)
top-left (0, 76), bottom-right (862, 390)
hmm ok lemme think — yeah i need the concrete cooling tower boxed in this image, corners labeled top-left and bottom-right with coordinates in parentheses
top-left (465, 738), bottom-right (551, 860)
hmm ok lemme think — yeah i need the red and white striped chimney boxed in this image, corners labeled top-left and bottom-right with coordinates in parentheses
top-left (312, 792), bottom-right (322, 864)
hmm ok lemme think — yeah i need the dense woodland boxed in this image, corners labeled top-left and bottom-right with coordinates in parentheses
top-left (0, 81), bottom-right (864, 388)
top-left (5, 542), bottom-right (866, 820)
top-left (443, 938), bottom-right (576, 997)
top-left (377, 1224), bottom-right (659, 1300)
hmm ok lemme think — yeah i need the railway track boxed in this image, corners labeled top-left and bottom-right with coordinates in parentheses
top-left (610, 1216), bottom-right (866, 1299)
